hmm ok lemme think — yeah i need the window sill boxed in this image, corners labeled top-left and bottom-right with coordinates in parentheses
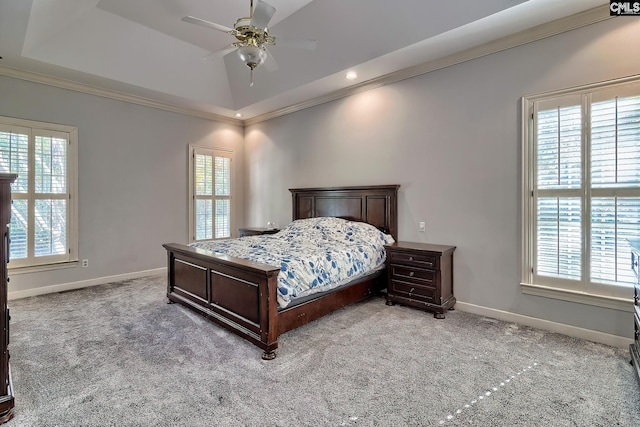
top-left (520, 282), bottom-right (633, 312)
top-left (9, 260), bottom-right (79, 275)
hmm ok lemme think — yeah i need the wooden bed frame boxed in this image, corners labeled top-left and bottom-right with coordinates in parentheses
top-left (163, 185), bottom-right (399, 359)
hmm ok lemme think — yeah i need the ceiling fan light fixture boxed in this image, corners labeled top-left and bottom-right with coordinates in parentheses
top-left (237, 45), bottom-right (267, 70)
top-left (182, 0), bottom-right (315, 86)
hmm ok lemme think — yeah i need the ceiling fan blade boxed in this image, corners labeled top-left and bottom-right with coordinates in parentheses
top-left (202, 45), bottom-right (237, 61)
top-left (182, 16), bottom-right (234, 34)
top-left (250, 0), bottom-right (276, 29)
top-left (275, 37), bottom-right (317, 50)
top-left (263, 48), bottom-right (279, 72)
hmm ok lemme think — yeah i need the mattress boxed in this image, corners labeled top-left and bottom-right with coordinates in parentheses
top-left (190, 216), bottom-right (395, 308)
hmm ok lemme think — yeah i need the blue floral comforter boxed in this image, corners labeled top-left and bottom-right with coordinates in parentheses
top-left (190, 217), bottom-right (395, 308)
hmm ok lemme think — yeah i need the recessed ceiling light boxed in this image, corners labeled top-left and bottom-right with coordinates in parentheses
top-left (345, 71), bottom-right (358, 80)
top-left (235, 113), bottom-right (243, 118)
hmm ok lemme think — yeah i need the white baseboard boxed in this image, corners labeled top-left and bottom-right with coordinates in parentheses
top-left (454, 301), bottom-right (633, 349)
top-left (8, 268), bottom-right (167, 301)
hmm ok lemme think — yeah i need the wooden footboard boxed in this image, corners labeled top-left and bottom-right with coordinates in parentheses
top-left (164, 243), bottom-right (281, 359)
top-left (164, 243), bottom-right (384, 360)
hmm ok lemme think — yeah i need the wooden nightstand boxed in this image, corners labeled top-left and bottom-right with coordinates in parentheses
top-left (238, 227), bottom-right (280, 237)
top-left (385, 242), bottom-right (456, 319)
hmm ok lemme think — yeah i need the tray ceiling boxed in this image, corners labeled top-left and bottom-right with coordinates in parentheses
top-left (0, 0), bottom-right (607, 121)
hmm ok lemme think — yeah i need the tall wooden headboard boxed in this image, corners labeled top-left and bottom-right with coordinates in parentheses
top-left (289, 185), bottom-right (399, 241)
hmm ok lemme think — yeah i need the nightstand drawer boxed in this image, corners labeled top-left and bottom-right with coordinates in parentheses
top-left (390, 264), bottom-right (435, 285)
top-left (390, 279), bottom-right (435, 301)
top-left (388, 251), bottom-right (436, 268)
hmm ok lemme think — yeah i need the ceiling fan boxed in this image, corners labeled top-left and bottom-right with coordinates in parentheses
top-left (182, 0), bottom-right (317, 86)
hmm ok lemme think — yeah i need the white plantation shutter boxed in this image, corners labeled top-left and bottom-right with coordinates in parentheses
top-left (0, 127), bottom-right (29, 260)
top-left (10, 200), bottom-right (28, 259)
top-left (214, 156), bottom-right (231, 239)
top-left (0, 118), bottom-right (77, 268)
top-left (214, 199), bottom-right (230, 239)
top-left (536, 105), bottom-right (582, 190)
top-left (194, 153), bottom-right (213, 240)
top-left (190, 146), bottom-right (233, 242)
top-left (523, 78), bottom-right (640, 303)
top-left (591, 197), bottom-right (640, 285)
top-left (33, 133), bottom-right (68, 258)
top-left (591, 96), bottom-right (640, 187)
top-left (589, 94), bottom-right (640, 287)
top-left (535, 102), bottom-right (583, 282)
top-left (536, 197), bottom-right (582, 280)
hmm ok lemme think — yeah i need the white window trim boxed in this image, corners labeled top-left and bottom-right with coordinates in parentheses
top-left (521, 74), bottom-right (640, 312)
top-left (0, 115), bottom-right (78, 271)
top-left (187, 144), bottom-right (235, 243)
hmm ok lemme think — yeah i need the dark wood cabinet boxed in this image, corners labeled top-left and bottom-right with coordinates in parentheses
top-left (0, 174), bottom-right (15, 423)
top-left (385, 242), bottom-right (456, 319)
top-left (238, 227), bottom-right (280, 237)
top-left (629, 239), bottom-right (640, 384)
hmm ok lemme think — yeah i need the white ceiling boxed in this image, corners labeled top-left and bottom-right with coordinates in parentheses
top-left (0, 0), bottom-right (607, 122)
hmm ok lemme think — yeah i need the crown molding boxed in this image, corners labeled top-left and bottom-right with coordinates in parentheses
top-left (0, 64), bottom-right (242, 126)
top-left (244, 5), bottom-right (612, 126)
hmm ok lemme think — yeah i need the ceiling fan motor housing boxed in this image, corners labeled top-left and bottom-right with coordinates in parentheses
top-left (234, 18), bottom-right (275, 44)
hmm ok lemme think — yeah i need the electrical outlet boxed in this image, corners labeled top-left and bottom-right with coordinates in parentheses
top-left (419, 221), bottom-right (426, 232)
top-left (82, 259), bottom-right (89, 268)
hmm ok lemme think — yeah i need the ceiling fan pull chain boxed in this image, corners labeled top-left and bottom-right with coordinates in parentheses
top-left (250, 69), bottom-right (254, 87)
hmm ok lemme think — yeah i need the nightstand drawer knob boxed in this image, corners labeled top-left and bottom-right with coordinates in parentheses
top-left (409, 256), bottom-right (414, 261)
top-left (409, 271), bottom-right (414, 277)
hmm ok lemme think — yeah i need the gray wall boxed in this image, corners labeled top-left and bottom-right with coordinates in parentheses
top-left (244, 17), bottom-right (640, 338)
top-left (0, 76), bottom-right (244, 292)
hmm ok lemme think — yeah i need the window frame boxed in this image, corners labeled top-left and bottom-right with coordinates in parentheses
top-left (187, 144), bottom-right (235, 243)
top-left (521, 74), bottom-right (640, 311)
top-left (0, 116), bottom-right (78, 272)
